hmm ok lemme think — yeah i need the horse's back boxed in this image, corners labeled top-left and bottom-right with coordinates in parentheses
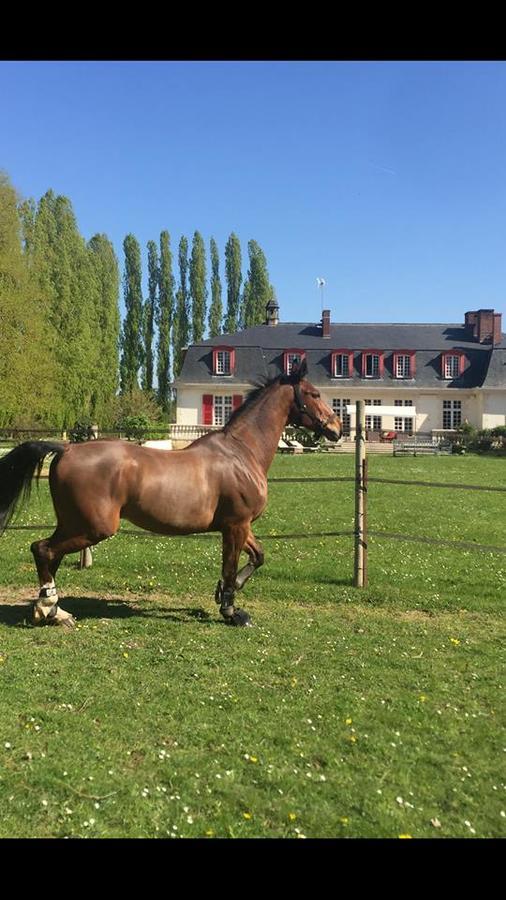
top-left (49, 437), bottom-right (263, 535)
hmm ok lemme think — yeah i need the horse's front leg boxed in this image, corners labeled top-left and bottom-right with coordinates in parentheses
top-left (235, 528), bottom-right (264, 591)
top-left (215, 523), bottom-right (253, 626)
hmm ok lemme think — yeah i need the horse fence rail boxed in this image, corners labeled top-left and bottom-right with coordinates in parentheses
top-left (30, 472), bottom-right (506, 493)
top-left (4, 522), bottom-right (504, 555)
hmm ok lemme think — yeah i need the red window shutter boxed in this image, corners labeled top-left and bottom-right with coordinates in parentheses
top-left (459, 353), bottom-right (466, 376)
top-left (230, 349), bottom-right (236, 374)
top-left (202, 394), bottom-right (213, 425)
top-left (379, 353), bottom-right (384, 377)
top-left (233, 394), bottom-right (243, 411)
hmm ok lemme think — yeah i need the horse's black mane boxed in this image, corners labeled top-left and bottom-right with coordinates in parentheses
top-left (223, 375), bottom-right (285, 431)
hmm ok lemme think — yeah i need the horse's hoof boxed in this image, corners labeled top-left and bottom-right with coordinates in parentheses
top-left (32, 606), bottom-right (76, 629)
top-left (228, 608), bottom-right (252, 627)
top-left (52, 612), bottom-right (76, 629)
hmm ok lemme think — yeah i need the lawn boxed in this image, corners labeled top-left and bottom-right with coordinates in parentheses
top-left (0, 452), bottom-right (504, 838)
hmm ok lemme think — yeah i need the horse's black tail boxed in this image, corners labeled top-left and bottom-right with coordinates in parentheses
top-left (0, 441), bottom-right (65, 536)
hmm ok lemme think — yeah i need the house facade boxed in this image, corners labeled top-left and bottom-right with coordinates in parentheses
top-left (174, 302), bottom-right (505, 441)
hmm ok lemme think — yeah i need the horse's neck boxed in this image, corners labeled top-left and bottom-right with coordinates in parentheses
top-left (226, 383), bottom-right (293, 473)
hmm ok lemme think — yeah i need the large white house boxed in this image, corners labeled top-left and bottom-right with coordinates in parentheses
top-left (174, 301), bottom-right (505, 441)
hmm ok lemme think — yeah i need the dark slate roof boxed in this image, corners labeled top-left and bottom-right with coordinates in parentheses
top-left (194, 322), bottom-right (506, 351)
top-left (481, 347), bottom-right (506, 388)
top-left (176, 322), bottom-right (506, 390)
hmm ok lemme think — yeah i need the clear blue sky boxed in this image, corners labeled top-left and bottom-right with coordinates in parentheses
top-left (2, 60), bottom-right (506, 327)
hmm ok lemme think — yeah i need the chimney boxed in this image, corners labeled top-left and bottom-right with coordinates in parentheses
top-left (493, 312), bottom-right (502, 346)
top-left (465, 311), bottom-right (478, 335)
top-left (465, 308), bottom-right (502, 345)
top-left (265, 295), bottom-right (279, 327)
top-left (321, 309), bottom-right (331, 339)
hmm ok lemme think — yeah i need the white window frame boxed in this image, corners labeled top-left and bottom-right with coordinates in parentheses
top-left (215, 350), bottom-right (231, 375)
top-left (365, 398), bottom-right (382, 431)
top-left (332, 398), bottom-right (351, 435)
top-left (444, 355), bottom-right (460, 379)
top-left (213, 395), bottom-right (233, 426)
top-left (394, 399), bottom-right (413, 433)
top-left (286, 352), bottom-right (303, 375)
top-left (443, 399), bottom-right (462, 429)
top-left (395, 416), bottom-right (414, 432)
top-left (333, 354), bottom-right (350, 378)
top-left (365, 354), bottom-right (380, 378)
top-left (395, 354), bottom-right (411, 378)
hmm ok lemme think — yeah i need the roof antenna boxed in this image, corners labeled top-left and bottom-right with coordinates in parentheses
top-left (316, 277), bottom-right (326, 314)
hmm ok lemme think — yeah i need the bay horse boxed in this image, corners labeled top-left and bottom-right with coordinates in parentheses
top-left (0, 361), bottom-right (341, 628)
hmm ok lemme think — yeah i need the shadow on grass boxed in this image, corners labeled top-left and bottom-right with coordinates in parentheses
top-left (0, 595), bottom-right (217, 628)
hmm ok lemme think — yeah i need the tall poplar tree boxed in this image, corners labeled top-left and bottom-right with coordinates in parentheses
top-left (157, 230), bottom-right (175, 412)
top-left (208, 237), bottom-right (223, 338)
top-left (224, 232), bottom-right (242, 334)
top-left (87, 234), bottom-right (120, 420)
top-left (120, 234), bottom-right (144, 394)
top-left (172, 236), bottom-right (190, 377)
top-left (29, 190), bottom-right (98, 425)
top-left (0, 174), bottom-right (56, 425)
top-left (143, 240), bottom-right (158, 391)
top-left (189, 230), bottom-right (207, 342)
top-left (242, 239), bottom-right (274, 328)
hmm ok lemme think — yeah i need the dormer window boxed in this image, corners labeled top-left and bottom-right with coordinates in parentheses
top-left (212, 346), bottom-right (235, 376)
top-left (284, 350), bottom-right (306, 375)
top-left (393, 350), bottom-right (416, 379)
top-left (361, 350), bottom-right (384, 379)
top-left (331, 350), bottom-right (353, 378)
top-left (216, 351), bottom-right (231, 375)
top-left (442, 351), bottom-right (465, 380)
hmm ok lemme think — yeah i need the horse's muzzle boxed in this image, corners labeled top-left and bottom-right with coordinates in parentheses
top-left (322, 420), bottom-right (341, 442)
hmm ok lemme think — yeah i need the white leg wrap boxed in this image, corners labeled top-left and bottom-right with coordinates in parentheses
top-left (32, 582), bottom-right (75, 628)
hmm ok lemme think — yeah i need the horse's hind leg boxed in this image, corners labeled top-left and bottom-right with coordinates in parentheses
top-left (215, 523), bottom-right (253, 627)
top-left (30, 530), bottom-right (93, 627)
top-left (235, 529), bottom-right (264, 591)
top-left (30, 522), bottom-right (117, 627)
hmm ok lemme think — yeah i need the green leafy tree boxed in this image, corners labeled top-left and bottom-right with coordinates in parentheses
top-left (87, 234), bottom-right (120, 421)
top-left (189, 230), bottom-right (207, 342)
top-left (120, 234), bottom-right (144, 394)
top-left (0, 174), bottom-right (57, 426)
top-left (143, 240), bottom-right (158, 391)
top-left (26, 190), bottom-right (99, 425)
top-left (156, 230), bottom-right (175, 412)
top-left (208, 237), bottom-right (223, 337)
top-left (242, 239), bottom-right (275, 328)
top-left (172, 236), bottom-right (190, 377)
top-left (224, 232), bottom-right (242, 334)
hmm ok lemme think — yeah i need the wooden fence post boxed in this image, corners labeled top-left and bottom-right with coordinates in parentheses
top-left (354, 400), bottom-right (368, 587)
top-left (80, 548), bottom-right (93, 569)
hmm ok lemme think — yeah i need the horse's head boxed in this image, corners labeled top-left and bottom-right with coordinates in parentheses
top-left (284, 360), bottom-right (342, 442)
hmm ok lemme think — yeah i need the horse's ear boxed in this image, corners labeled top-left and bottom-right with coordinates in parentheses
top-left (291, 358), bottom-right (307, 382)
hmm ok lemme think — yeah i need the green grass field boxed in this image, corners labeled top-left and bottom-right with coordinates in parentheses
top-left (0, 453), bottom-right (504, 838)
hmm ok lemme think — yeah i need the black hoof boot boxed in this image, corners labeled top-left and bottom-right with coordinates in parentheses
top-left (228, 608), bottom-right (252, 627)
